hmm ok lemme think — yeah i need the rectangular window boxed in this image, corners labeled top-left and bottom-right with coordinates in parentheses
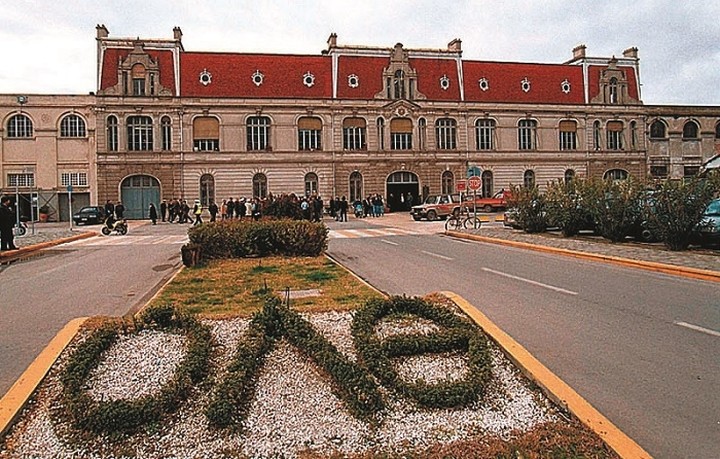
top-left (650, 165), bottom-right (668, 179)
top-left (194, 139), bottom-right (219, 151)
top-left (476, 121), bottom-right (494, 150)
top-left (606, 121), bottom-right (623, 150)
top-left (391, 133), bottom-right (412, 150)
top-left (518, 120), bottom-right (536, 150)
top-left (343, 127), bottom-right (366, 150)
top-left (299, 130), bottom-right (322, 150)
top-left (436, 120), bottom-right (457, 150)
top-left (684, 166), bottom-right (700, 179)
top-left (61, 172), bottom-right (88, 187)
top-left (132, 78), bottom-right (145, 96)
top-left (8, 173), bottom-right (35, 187)
top-left (247, 118), bottom-right (270, 150)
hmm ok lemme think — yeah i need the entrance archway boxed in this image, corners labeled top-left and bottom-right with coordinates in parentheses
top-left (120, 175), bottom-right (161, 219)
top-left (386, 171), bottom-right (419, 212)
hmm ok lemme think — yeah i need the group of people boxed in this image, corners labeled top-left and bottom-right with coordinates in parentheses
top-left (218, 197), bottom-right (262, 221)
top-left (154, 199), bottom-right (204, 226)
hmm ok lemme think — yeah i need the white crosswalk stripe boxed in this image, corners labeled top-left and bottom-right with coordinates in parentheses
top-left (328, 227), bottom-right (418, 239)
top-left (73, 235), bottom-right (189, 246)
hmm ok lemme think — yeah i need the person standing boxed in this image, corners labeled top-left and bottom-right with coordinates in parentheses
top-left (160, 199), bottom-right (167, 222)
top-left (339, 196), bottom-right (348, 222)
top-left (209, 200), bottom-right (218, 222)
top-left (115, 201), bottom-right (125, 219)
top-left (104, 200), bottom-right (115, 219)
top-left (0, 196), bottom-right (18, 251)
top-left (149, 203), bottom-right (158, 225)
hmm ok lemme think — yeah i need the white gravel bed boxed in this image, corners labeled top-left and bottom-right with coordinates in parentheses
top-left (86, 330), bottom-right (187, 402)
top-left (0, 310), bottom-right (559, 459)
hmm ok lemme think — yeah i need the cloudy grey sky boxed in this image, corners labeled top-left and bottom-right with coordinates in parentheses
top-left (1, 0), bottom-right (718, 105)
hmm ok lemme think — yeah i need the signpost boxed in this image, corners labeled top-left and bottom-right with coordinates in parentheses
top-left (67, 184), bottom-right (73, 230)
top-left (467, 175), bottom-right (482, 219)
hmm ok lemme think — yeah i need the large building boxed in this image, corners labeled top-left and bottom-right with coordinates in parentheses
top-left (2, 25), bottom-right (719, 219)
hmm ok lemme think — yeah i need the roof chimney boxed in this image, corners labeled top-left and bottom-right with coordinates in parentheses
top-left (572, 44), bottom-right (586, 60)
top-left (448, 38), bottom-right (462, 53)
top-left (327, 33), bottom-right (337, 49)
top-left (623, 47), bottom-right (638, 59)
top-left (173, 26), bottom-right (183, 42)
top-left (96, 24), bottom-right (109, 39)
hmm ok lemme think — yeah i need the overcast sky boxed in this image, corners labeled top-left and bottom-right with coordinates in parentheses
top-left (1, 0), bottom-right (718, 105)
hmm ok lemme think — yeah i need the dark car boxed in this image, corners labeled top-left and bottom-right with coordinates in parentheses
top-left (73, 206), bottom-right (106, 225)
top-left (693, 198), bottom-right (720, 247)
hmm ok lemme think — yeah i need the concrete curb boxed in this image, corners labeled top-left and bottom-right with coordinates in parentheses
top-left (0, 231), bottom-right (96, 261)
top-left (0, 317), bottom-right (89, 439)
top-left (443, 291), bottom-right (652, 459)
top-left (447, 231), bottom-right (720, 283)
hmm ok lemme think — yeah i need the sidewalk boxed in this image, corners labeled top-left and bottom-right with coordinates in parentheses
top-left (0, 222), bottom-right (95, 261)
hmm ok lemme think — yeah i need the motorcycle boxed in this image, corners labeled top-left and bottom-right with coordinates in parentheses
top-left (101, 217), bottom-right (128, 235)
top-left (13, 221), bottom-right (27, 237)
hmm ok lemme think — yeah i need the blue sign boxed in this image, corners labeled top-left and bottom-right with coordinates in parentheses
top-left (67, 185), bottom-right (73, 193)
top-left (467, 166), bottom-right (481, 178)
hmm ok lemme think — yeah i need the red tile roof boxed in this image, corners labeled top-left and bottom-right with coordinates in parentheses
top-left (462, 61), bottom-right (585, 104)
top-left (180, 52), bottom-right (332, 98)
top-left (100, 48), bottom-right (177, 93)
top-left (411, 57), bottom-right (462, 101)
top-left (336, 56), bottom-right (386, 99)
top-left (587, 65), bottom-right (639, 101)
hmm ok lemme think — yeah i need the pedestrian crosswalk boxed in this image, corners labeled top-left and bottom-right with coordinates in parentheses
top-left (328, 227), bottom-right (419, 239)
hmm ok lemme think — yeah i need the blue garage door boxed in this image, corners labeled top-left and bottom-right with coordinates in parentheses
top-left (121, 175), bottom-right (160, 219)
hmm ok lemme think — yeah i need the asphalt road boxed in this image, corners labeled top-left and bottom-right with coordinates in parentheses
top-left (326, 216), bottom-right (720, 459)
top-left (0, 221), bottom-right (189, 396)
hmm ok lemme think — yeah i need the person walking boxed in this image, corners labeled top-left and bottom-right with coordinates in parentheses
top-left (149, 203), bottom-right (158, 225)
top-left (114, 201), bottom-right (125, 219)
top-left (0, 196), bottom-right (18, 251)
top-left (209, 200), bottom-right (218, 222)
top-left (192, 200), bottom-right (203, 225)
top-left (160, 200), bottom-right (167, 222)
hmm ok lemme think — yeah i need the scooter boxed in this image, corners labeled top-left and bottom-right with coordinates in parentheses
top-left (101, 217), bottom-right (128, 235)
top-left (13, 221), bottom-right (27, 237)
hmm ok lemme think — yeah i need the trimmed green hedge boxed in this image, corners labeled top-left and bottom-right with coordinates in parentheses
top-left (61, 305), bottom-right (213, 434)
top-left (352, 296), bottom-right (493, 409)
top-left (206, 297), bottom-right (384, 429)
top-left (186, 219), bottom-right (328, 261)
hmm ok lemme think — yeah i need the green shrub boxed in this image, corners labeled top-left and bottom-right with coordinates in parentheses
top-left (352, 296), bottom-right (493, 409)
top-left (583, 177), bottom-right (646, 243)
top-left (261, 194), bottom-right (303, 219)
top-left (61, 306), bottom-right (213, 434)
top-left (544, 179), bottom-right (595, 237)
top-left (645, 176), bottom-right (720, 250)
top-left (507, 185), bottom-right (547, 233)
top-left (188, 219), bottom-right (328, 260)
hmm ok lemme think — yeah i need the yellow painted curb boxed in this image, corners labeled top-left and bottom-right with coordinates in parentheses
top-left (0, 317), bottom-right (89, 439)
top-left (448, 231), bottom-right (720, 283)
top-left (443, 291), bottom-right (652, 459)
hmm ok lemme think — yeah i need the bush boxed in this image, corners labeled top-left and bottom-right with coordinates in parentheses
top-left (645, 176), bottom-right (720, 250)
top-left (583, 178), bottom-right (646, 243)
top-left (507, 185), bottom-right (547, 233)
top-left (544, 179), bottom-right (595, 237)
top-left (188, 219), bottom-right (328, 260)
top-left (261, 194), bottom-right (304, 219)
top-left (61, 306), bottom-right (213, 434)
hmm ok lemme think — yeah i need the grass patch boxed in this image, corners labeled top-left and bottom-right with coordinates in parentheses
top-left (150, 256), bottom-right (383, 317)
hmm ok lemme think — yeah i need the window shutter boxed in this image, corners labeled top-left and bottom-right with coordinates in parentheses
top-left (559, 120), bottom-right (576, 132)
top-left (194, 117), bottom-right (219, 139)
top-left (298, 117), bottom-right (322, 130)
top-left (343, 117), bottom-right (366, 128)
top-left (390, 118), bottom-right (413, 133)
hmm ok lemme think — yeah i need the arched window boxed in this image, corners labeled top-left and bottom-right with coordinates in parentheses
top-left (199, 174), bottom-right (215, 207)
top-left (247, 116), bottom-right (270, 150)
top-left (60, 114), bottom-right (86, 138)
top-left (252, 173), bottom-right (268, 199)
top-left (393, 70), bottom-right (406, 99)
top-left (305, 172), bottom-right (319, 196)
top-left (558, 120), bottom-right (577, 150)
top-left (523, 170), bottom-right (535, 189)
top-left (161, 116), bottom-right (172, 150)
top-left (127, 115), bottom-right (153, 151)
top-left (604, 169), bottom-right (628, 181)
top-left (390, 118), bottom-right (413, 150)
top-left (349, 171), bottom-right (363, 202)
top-left (298, 117), bottom-right (322, 151)
top-left (7, 114), bottom-right (33, 138)
top-left (441, 171), bottom-right (454, 195)
top-left (342, 117), bottom-right (366, 150)
top-left (376, 117), bottom-right (385, 150)
top-left (481, 170), bottom-right (494, 197)
top-left (682, 120), bottom-right (699, 140)
top-left (564, 169), bottom-right (576, 184)
top-left (606, 120), bottom-right (623, 150)
top-left (436, 118), bottom-right (457, 150)
top-left (609, 77), bottom-right (618, 104)
top-left (518, 119), bottom-right (537, 150)
top-left (131, 63), bottom-right (146, 96)
top-left (107, 115), bottom-right (118, 151)
top-left (649, 120), bottom-right (667, 139)
top-left (593, 120), bottom-right (602, 150)
top-left (475, 119), bottom-right (495, 150)
top-left (418, 118), bottom-right (427, 150)
top-left (630, 121), bottom-right (637, 150)
top-left (194, 117), bottom-right (219, 151)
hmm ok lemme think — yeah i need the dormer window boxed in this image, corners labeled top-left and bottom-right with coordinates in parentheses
top-left (393, 70), bottom-right (406, 99)
top-left (377, 43), bottom-right (425, 101)
top-left (132, 64), bottom-right (146, 96)
top-left (609, 77), bottom-right (618, 104)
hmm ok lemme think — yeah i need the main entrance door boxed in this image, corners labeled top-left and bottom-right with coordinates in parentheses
top-left (120, 175), bottom-right (161, 219)
top-left (386, 171), bottom-right (419, 212)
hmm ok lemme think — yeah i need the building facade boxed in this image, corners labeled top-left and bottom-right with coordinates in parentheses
top-left (2, 25), bottom-right (719, 219)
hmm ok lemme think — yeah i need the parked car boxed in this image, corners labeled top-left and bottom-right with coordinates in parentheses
top-left (693, 198), bottom-right (720, 247)
top-left (72, 206), bottom-right (106, 225)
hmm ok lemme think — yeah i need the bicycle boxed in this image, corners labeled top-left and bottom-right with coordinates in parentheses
top-left (444, 208), bottom-right (482, 231)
